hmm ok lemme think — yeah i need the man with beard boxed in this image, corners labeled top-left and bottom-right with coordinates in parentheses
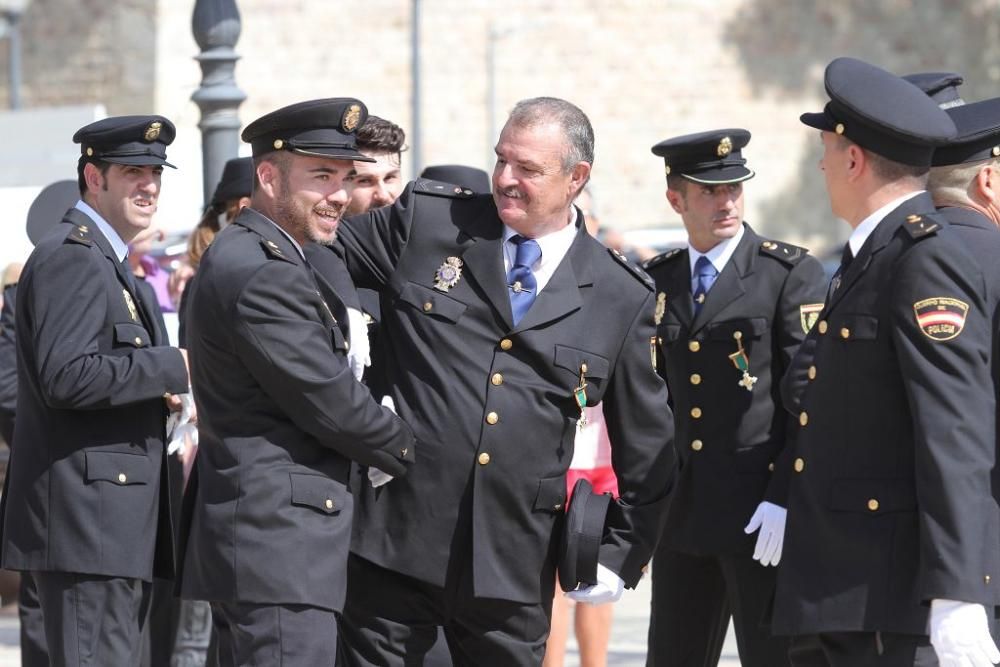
top-left (335, 96), bottom-right (676, 666)
top-left (0, 116), bottom-right (190, 665)
top-left (178, 98), bottom-right (416, 665)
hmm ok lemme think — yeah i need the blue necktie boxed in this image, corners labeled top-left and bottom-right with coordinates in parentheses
top-left (692, 255), bottom-right (718, 316)
top-left (507, 235), bottom-right (542, 325)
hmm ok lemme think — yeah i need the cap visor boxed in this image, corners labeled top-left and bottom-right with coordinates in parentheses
top-left (103, 156), bottom-right (177, 169)
top-left (800, 111), bottom-right (834, 132)
top-left (681, 166), bottom-right (755, 185)
top-left (290, 147), bottom-right (376, 163)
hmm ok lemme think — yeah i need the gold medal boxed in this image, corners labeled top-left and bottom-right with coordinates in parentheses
top-left (728, 331), bottom-right (757, 391)
top-left (574, 364), bottom-right (589, 429)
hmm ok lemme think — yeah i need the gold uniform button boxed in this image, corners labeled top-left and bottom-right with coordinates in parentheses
top-left (768, 462), bottom-right (775, 472)
top-left (688, 340), bottom-right (701, 352)
top-left (840, 327), bottom-right (850, 339)
top-left (500, 338), bottom-right (513, 351)
top-left (794, 457), bottom-right (805, 473)
top-left (486, 412), bottom-right (499, 425)
top-left (867, 498), bottom-right (880, 512)
top-left (423, 302), bottom-right (433, 312)
top-left (117, 473), bottom-right (127, 484)
top-left (691, 439), bottom-right (703, 451)
top-left (324, 499), bottom-right (334, 510)
top-left (491, 373), bottom-right (503, 386)
top-left (986, 575), bottom-right (992, 585)
top-left (690, 407), bottom-right (702, 419)
top-left (134, 337), bottom-right (143, 345)
top-left (478, 452), bottom-right (491, 465)
top-left (799, 411), bottom-right (809, 427)
top-left (808, 365), bottom-right (817, 380)
top-left (818, 320), bottom-right (828, 334)
top-left (690, 373), bottom-right (702, 385)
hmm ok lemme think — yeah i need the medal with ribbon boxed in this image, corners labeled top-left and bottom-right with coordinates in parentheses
top-left (728, 331), bottom-right (757, 391)
top-left (574, 363), bottom-right (589, 429)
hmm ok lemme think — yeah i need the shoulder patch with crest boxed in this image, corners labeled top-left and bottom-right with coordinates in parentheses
top-left (413, 178), bottom-right (476, 200)
top-left (259, 238), bottom-right (296, 264)
top-left (759, 239), bottom-right (807, 265)
top-left (902, 213), bottom-right (942, 240)
top-left (65, 223), bottom-right (93, 247)
top-left (914, 296), bottom-right (968, 341)
top-left (799, 303), bottom-right (824, 333)
top-left (641, 247), bottom-right (684, 272)
top-left (609, 247), bottom-right (653, 291)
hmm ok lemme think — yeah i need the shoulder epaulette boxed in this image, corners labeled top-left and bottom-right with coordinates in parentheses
top-left (758, 239), bottom-right (808, 265)
top-left (902, 213), bottom-right (942, 240)
top-left (65, 223), bottom-right (93, 247)
top-left (609, 247), bottom-right (654, 291)
top-left (413, 178), bottom-right (476, 200)
top-left (259, 238), bottom-right (296, 264)
top-left (641, 247), bottom-right (684, 272)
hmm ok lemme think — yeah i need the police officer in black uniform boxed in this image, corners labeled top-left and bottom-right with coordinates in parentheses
top-left (774, 57), bottom-right (1000, 667)
top-left (0, 116), bottom-right (191, 666)
top-left (334, 96), bottom-right (676, 666)
top-left (177, 98), bottom-right (416, 666)
top-left (642, 129), bottom-right (826, 667)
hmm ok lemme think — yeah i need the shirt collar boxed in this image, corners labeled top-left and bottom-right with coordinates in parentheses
top-left (502, 207), bottom-right (579, 269)
top-left (74, 200), bottom-right (129, 262)
top-left (848, 191), bottom-right (923, 257)
top-left (688, 222), bottom-right (745, 277)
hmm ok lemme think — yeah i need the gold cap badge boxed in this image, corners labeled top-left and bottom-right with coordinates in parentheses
top-left (273, 139), bottom-right (284, 150)
top-left (342, 104), bottom-right (362, 132)
top-left (835, 123), bottom-right (845, 135)
top-left (144, 121), bottom-right (162, 142)
top-left (717, 136), bottom-right (732, 157)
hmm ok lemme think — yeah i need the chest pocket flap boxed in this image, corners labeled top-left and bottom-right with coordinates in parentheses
top-left (554, 345), bottom-right (609, 380)
top-left (398, 282), bottom-right (468, 323)
top-left (832, 315), bottom-right (879, 340)
top-left (114, 323), bottom-right (150, 348)
top-left (534, 475), bottom-right (568, 513)
top-left (706, 318), bottom-right (769, 341)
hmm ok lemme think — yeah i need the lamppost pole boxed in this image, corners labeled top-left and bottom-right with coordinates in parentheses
top-left (191, 0), bottom-right (246, 209)
top-left (410, 0), bottom-right (422, 176)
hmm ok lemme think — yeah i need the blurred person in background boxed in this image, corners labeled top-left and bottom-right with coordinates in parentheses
top-left (344, 115), bottom-right (407, 216)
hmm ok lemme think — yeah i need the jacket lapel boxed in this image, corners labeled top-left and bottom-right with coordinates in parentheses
top-left (458, 208), bottom-right (515, 330)
top-left (689, 226), bottom-right (754, 333)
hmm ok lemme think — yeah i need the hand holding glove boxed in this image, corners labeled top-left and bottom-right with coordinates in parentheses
top-left (743, 501), bottom-right (786, 567)
top-left (565, 563), bottom-right (625, 605)
top-left (368, 396), bottom-right (397, 488)
top-left (346, 307), bottom-right (371, 382)
top-left (930, 598), bottom-right (1000, 667)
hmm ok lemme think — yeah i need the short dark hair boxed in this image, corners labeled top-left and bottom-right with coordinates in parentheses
top-left (251, 151), bottom-right (291, 193)
top-left (666, 173), bottom-right (688, 193)
top-left (832, 134), bottom-right (928, 185)
top-left (355, 115), bottom-right (406, 155)
top-left (76, 158), bottom-right (112, 196)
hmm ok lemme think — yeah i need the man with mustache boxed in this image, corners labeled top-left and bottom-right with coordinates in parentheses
top-left (177, 98), bottom-right (416, 665)
top-left (642, 129), bottom-right (826, 667)
top-left (335, 96), bottom-right (676, 666)
top-left (0, 115), bottom-right (191, 665)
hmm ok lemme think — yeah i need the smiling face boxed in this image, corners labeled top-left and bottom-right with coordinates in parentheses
top-left (667, 180), bottom-right (745, 253)
top-left (84, 162), bottom-right (163, 243)
top-left (257, 153), bottom-right (356, 246)
top-left (492, 121), bottom-right (590, 238)
top-left (344, 150), bottom-right (403, 215)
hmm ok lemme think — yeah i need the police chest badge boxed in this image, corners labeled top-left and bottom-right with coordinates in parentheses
top-left (433, 257), bottom-right (463, 292)
top-left (799, 303), bottom-right (824, 334)
top-left (914, 297), bottom-right (968, 341)
top-left (122, 289), bottom-right (139, 322)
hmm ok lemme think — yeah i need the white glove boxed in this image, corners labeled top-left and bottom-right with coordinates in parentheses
top-left (368, 396), bottom-right (396, 488)
top-left (565, 563), bottom-right (625, 605)
top-left (346, 307), bottom-right (371, 382)
top-left (743, 501), bottom-right (786, 567)
top-left (166, 392), bottom-right (198, 456)
top-left (930, 599), bottom-right (1000, 667)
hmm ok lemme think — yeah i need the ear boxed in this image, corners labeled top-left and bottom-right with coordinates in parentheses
top-left (569, 161), bottom-right (592, 195)
top-left (845, 144), bottom-right (865, 182)
top-left (83, 162), bottom-right (106, 193)
top-left (256, 160), bottom-right (280, 198)
top-left (976, 164), bottom-right (999, 204)
top-left (666, 186), bottom-right (685, 215)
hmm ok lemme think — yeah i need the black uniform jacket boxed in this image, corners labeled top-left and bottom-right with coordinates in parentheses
top-left (644, 224), bottom-right (826, 555)
top-left (772, 193), bottom-right (1000, 635)
top-left (336, 179), bottom-right (677, 605)
top-left (178, 207), bottom-right (415, 612)
top-left (1, 208), bottom-right (188, 581)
